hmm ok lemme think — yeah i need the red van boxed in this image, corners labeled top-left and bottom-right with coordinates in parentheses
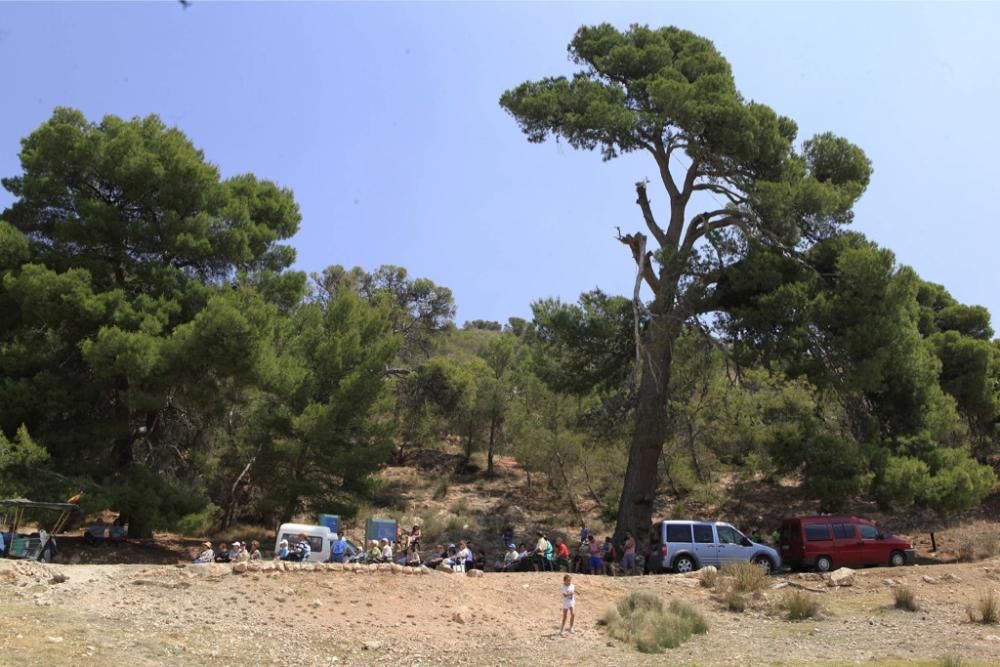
top-left (779, 515), bottom-right (915, 572)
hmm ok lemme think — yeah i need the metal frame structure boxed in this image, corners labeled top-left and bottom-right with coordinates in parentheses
top-left (0, 498), bottom-right (80, 559)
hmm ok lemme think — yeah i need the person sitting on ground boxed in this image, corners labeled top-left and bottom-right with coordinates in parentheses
top-left (554, 537), bottom-right (571, 572)
top-left (404, 545), bottom-right (422, 567)
top-left (109, 517), bottom-right (126, 546)
top-left (194, 541), bottom-right (214, 563)
top-left (276, 539), bottom-right (289, 560)
top-left (601, 536), bottom-right (617, 575)
top-left (473, 548), bottom-right (487, 572)
top-left (214, 543), bottom-right (231, 563)
top-left (380, 538), bottom-right (393, 562)
top-left (248, 540), bottom-right (261, 561)
top-left (424, 544), bottom-right (446, 568)
top-left (502, 543), bottom-right (519, 571)
top-left (367, 539), bottom-right (381, 563)
top-left (236, 541), bottom-right (251, 562)
top-left (454, 541), bottom-right (472, 573)
top-left (288, 533), bottom-right (311, 562)
top-left (83, 518), bottom-right (107, 546)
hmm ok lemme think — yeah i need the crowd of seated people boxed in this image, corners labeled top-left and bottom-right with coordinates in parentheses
top-left (83, 516), bottom-right (128, 547)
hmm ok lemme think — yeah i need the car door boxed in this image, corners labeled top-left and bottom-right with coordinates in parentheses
top-left (691, 523), bottom-right (718, 567)
top-left (715, 524), bottom-right (748, 565)
top-left (832, 522), bottom-right (860, 565)
top-left (855, 523), bottom-right (884, 565)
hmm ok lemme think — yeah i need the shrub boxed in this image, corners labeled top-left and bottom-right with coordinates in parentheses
top-left (603, 593), bottom-right (708, 653)
top-left (722, 588), bottom-right (747, 613)
top-left (432, 476), bottom-right (450, 500)
top-left (720, 561), bottom-right (769, 594)
top-left (938, 654), bottom-right (964, 667)
top-left (777, 590), bottom-right (821, 621)
top-left (699, 567), bottom-right (718, 589)
top-left (173, 503), bottom-right (219, 536)
top-left (892, 585), bottom-right (918, 612)
top-left (958, 531), bottom-right (1000, 562)
top-left (968, 591), bottom-right (1000, 624)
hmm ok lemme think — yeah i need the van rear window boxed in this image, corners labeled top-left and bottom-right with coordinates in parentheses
top-left (693, 525), bottom-right (715, 544)
top-left (666, 524), bottom-right (693, 543)
top-left (805, 524), bottom-right (831, 541)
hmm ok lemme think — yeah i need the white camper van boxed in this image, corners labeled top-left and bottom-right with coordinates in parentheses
top-left (275, 523), bottom-right (333, 562)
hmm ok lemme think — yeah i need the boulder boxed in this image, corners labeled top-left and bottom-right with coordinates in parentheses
top-left (328, 562), bottom-right (344, 572)
top-left (436, 563), bottom-right (455, 574)
top-left (827, 567), bottom-right (855, 587)
top-left (363, 640), bottom-right (383, 651)
top-left (941, 573), bottom-right (961, 583)
top-left (466, 569), bottom-right (484, 578)
top-left (390, 564), bottom-right (405, 575)
top-left (311, 599), bottom-right (322, 608)
top-left (419, 565), bottom-right (432, 576)
top-left (922, 575), bottom-right (938, 584)
top-left (697, 565), bottom-right (718, 581)
top-left (231, 562), bottom-right (248, 574)
top-left (450, 607), bottom-right (470, 624)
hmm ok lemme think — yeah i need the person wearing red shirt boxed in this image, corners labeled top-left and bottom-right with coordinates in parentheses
top-left (554, 536), bottom-right (571, 571)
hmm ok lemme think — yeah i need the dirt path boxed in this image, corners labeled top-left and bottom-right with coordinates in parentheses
top-left (3, 558), bottom-right (1000, 666)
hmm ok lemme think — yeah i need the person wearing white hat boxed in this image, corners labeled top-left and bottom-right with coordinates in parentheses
top-left (276, 539), bottom-right (289, 561)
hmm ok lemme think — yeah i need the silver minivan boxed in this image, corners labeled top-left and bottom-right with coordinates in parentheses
top-left (649, 520), bottom-right (781, 574)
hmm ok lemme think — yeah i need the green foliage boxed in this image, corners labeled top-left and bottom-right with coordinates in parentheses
top-left (603, 593), bottom-right (708, 653)
top-left (718, 234), bottom-right (996, 515)
top-left (0, 424), bottom-right (49, 496)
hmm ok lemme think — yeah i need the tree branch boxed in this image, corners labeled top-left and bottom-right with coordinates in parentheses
top-left (615, 229), bottom-right (660, 293)
top-left (634, 180), bottom-right (669, 247)
top-left (682, 211), bottom-right (751, 252)
top-left (649, 136), bottom-right (679, 199)
top-left (693, 181), bottom-right (747, 205)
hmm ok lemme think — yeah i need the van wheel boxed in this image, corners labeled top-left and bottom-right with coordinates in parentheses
top-left (672, 555), bottom-right (696, 574)
top-left (815, 556), bottom-right (833, 572)
top-left (753, 555), bottom-right (774, 574)
top-left (889, 550), bottom-right (906, 567)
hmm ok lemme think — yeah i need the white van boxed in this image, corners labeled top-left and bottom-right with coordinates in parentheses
top-left (275, 523), bottom-right (333, 562)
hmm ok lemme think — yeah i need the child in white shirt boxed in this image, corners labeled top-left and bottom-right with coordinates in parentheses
top-left (560, 574), bottom-right (576, 636)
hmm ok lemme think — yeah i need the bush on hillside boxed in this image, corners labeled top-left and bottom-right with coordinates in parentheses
top-left (602, 592), bottom-right (708, 653)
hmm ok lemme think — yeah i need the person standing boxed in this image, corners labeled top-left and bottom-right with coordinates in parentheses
top-left (622, 532), bottom-right (637, 576)
top-left (559, 574), bottom-right (576, 636)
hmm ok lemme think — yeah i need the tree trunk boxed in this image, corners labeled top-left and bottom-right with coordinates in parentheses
top-left (487, 416), bottom-right (498, 476)
top-left (126, 513), bottom-right (153, 539)
top-left (613, 317), bottom-right (676, 550)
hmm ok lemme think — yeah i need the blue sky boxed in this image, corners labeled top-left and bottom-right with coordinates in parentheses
top-left (2, 2), bottom-right (998, 327)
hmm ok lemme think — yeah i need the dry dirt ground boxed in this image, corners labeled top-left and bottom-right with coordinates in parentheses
top-left (3, 558), bottom-right (1000, 667)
